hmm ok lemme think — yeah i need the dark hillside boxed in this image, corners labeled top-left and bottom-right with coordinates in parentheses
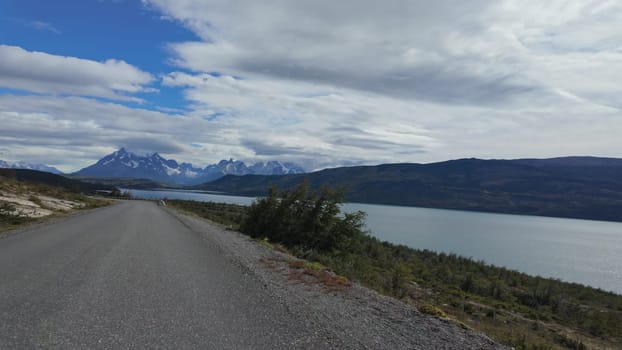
top-left (0, 168), bottom-right (113, 193)
top-left (195, 157), bottom-right (622, 222)
top-left (69, 176), bottom-right (175, 190)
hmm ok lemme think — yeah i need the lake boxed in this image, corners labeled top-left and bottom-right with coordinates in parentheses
top-left (125, 189), bottom-right (622, 294)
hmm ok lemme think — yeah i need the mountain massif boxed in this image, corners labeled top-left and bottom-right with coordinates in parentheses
top-left (196, 156), bottom-right (622, 222)
top-left (0, 160), bottom-right (63, 174)
top-left (73, 148), bottom-right (304, 185)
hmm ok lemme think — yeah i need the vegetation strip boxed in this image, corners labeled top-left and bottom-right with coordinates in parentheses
top-left (168, 182), bottom-right (621, 350)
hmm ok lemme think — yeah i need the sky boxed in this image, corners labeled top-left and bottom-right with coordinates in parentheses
top-left (0, 0), bottom-right (621, 172)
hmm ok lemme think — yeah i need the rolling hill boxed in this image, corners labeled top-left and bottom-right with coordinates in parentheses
top-left (195, 157), bottom-right (622, 222)
top-left (0, 169), bottom-right (114, 194)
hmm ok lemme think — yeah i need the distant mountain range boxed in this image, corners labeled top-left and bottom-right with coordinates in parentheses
top-left (73, 148), bottom-right (304, 185)
top-left (196, 156), bottom-right (622, 222)
top-left (0, 160), bottom-right (63, 174)
top-left (6, 151), bottom-right (622, 222)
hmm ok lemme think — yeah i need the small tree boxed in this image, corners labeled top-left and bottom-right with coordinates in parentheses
top-left (392, 262), bottom-right (413, 298)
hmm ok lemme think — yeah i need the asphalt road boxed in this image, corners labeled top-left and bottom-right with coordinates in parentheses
top-left (0, 201), bottom-right (334, 349)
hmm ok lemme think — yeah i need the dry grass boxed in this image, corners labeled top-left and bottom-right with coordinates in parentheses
top-left (418, 304), bottom-right (449, 319)
top-left (287, 259), bottom-right (351, 291)
top-left (257, 256), bottom-right (352, 292)
top-left (257, 238), bottom-right (291, 254)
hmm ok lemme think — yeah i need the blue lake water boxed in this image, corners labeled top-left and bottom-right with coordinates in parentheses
top-left (125, 189), bottom-right (622, 294)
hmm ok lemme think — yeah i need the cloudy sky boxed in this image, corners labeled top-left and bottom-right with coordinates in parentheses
top-left (1, 0), bottom-right (621, 172)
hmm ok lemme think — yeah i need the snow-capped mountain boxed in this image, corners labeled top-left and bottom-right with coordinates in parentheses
top-left (73, 148), bottom-right (305, 185)
top-left (0, 160), bottom-right (63, 174)
top-left (249, 161), bottom-right (305, 175)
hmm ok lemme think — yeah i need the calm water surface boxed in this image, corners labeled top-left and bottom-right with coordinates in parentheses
top-left (126, 189), bottom-right (622, 294)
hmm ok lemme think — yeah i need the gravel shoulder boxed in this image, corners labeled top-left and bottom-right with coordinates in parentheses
top-left (165, 206), bottom-right (510, 350)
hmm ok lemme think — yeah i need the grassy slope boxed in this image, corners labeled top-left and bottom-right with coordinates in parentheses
top-left (0, 170), bottom-right (112, 232)
top-left (168, 199), bottom-right (622, 350)
top-left (0, 168), bottom-right (115, 193)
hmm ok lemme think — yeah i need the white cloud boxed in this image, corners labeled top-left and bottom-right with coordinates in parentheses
top-left (162, 72), bottom-right (437, 169)
top-left (28, 21), bottom-right (60, 34)
top-left (0, 45), bottom-right (155, 101)
top-left (1, 75), bottom-right (620, 173)
top-left (145, 0), bottom-right (622, 109)
top-left (2, 1), bottom-right (622, 171)
top-left (150, 0), bottom-right (537, 105)
top-left (161, 71), bottom-right (622, 171)
top-left (486, 1), bottom-right (622, 109)
top-left (142, 0), bottom-right (622, 167)
top-left (0, 95), bottom-right (212, 171)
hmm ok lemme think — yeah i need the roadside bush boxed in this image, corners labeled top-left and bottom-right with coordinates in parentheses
top-left (240, 181), bottom-right (367, 254)
top-left (0, 202), bottom-right (30, 225)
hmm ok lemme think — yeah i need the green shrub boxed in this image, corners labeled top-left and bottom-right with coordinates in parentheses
top-left (240, 181), bottom-right (367, 254)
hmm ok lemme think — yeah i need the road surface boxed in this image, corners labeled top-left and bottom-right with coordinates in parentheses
top-left (0, 201), bottom-right (335, 349)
